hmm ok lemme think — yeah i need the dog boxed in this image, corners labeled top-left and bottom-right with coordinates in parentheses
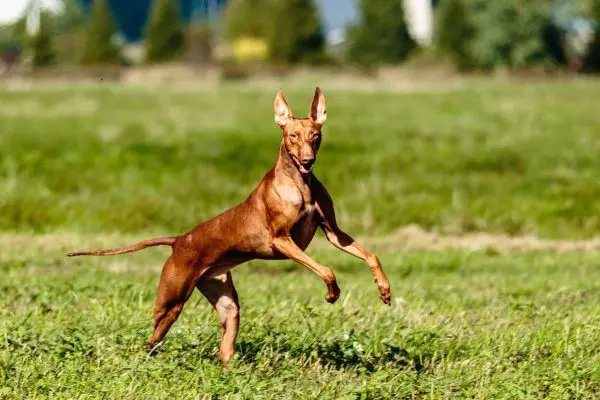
top-left (68, 87), bottom-right (392, 364)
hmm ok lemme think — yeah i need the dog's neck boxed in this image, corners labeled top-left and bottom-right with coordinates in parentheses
top-left (275, 142), bottom-right (313, 201)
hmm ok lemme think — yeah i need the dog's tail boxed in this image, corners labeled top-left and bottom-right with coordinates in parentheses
top-left (66, 236), bottom-right (177, 257)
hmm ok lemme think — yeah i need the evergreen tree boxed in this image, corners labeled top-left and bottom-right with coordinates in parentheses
top-left (267, 0), bottom-right (325, 64)
top-left (435, 0), bottom-right (475, 70)
top-left (145, 0), bottom-right (185, 63)
top-left (347, 0), bottom-right (417, 67)
top-left (54, 0), bottom-right (87, 34)
top-left (11, 15), bottom-right (29, 50)
top-left (225, 0), bottom-right (272, 40)
top-left (584, 0), bottom-right (600, 71)
top-left (31, 11), bottom-right (56, 67)
top-left (80, 0), bottom-right (121, 65)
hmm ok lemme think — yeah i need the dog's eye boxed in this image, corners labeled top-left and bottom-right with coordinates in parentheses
top-left (312, 132), bottom-right (321, 140)
top-left (289, 133), bottom-right (298, 140)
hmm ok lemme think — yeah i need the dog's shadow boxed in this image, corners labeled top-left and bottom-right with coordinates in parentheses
top-left (233, 332), bottom-right (441, 372)
top-left (146, 330), bottom-right (445, 372)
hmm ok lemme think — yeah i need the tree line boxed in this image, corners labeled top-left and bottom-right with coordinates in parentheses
top-left (0, 0), bottom-right (188, 67)
top-left (1, 0), bottom-right (599, 73)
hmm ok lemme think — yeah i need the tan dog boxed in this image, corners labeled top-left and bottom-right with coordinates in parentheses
top-left (68, 87), bottom-right (391, 364)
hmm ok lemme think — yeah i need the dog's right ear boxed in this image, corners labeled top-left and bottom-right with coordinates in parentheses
top-left (274, 89), bottom-right (292, 127)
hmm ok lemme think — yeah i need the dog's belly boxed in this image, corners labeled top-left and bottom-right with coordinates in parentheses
top-left (202, 255), bottom-right (253, 280)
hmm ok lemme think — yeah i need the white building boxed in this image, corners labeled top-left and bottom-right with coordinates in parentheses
top-left (0, 0), bottom-right (62, 34)
top-left (404, 0), bottom-right (436, 46)
top-left (317, 0), bottom-right (437, 48)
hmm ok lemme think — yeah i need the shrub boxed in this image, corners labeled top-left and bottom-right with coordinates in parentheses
top-left (184, 24), bottom-right (215, 64)
top-left (145, 0), bottom-right (185, 63)
top-left (435, 0), bottom-right (475, 70)
top-left (0, 18), bottom-right (25, 65)
top-left (346, 0), bottom-right (417, 67)
top-left (218, 57), bottom-right (251, 80)
top-left (466, 0), bottom-right (556, 69)
top-left (231, 37), bottom-right (269, 62)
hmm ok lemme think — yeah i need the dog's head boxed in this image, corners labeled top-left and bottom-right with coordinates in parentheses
top-left (274, 87), bottom-right (327, 175)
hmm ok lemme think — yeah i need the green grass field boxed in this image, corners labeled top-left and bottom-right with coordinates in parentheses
top-left (1, 79), bottom-right (600, 398)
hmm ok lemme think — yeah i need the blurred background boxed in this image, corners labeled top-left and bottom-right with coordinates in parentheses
top-left (0, 0), bottom-right (599, 78)
top-left (1, 0), bottom-right (600, 239)
top-left (3, 2), bottom-right (600, 397)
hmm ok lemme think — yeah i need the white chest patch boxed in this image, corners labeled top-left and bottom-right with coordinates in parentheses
top-left (278, 185), bottom-right (303, 207)
top-left (303, 205), bottom-right (315, 217)
top-left (297, 204), bottom-right (315, 223)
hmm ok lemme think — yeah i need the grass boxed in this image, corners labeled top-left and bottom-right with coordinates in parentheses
top-left (1, 79), bottom-right (600, 238)
top-left (1, 241), bottom-right (599, 399)
top-left (1, 78), bottom-right (600, 398)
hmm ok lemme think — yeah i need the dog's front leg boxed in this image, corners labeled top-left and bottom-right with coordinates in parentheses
top-left (272, 236), bottom-right (340, 303)
top-left (321, 225), bottom-right (391, 305)
top-left (314, 184), bottom-right (391, 305)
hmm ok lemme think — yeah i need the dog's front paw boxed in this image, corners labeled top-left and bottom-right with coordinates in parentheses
top-left (326, 282), bottom-right (340, 304)
top-left (326, 293), bottom-right (339, 303)
top-left (379, 285), bottom-right (392, 306)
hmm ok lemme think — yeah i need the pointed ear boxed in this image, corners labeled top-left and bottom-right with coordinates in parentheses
top-left (274, 89), bottom-right (292, 127)
top-left (309, 87), bottom-right (326, 126)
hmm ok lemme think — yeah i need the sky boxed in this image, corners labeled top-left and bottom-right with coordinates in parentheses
top-left (0, 0), bottom-right (61, 24)
top-left (315, 0), bottom-right (358, 33)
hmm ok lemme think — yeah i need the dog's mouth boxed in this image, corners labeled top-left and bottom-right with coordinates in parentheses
top-left (291, 155), bottom-right (314, 174)
top-left (299, 163), bottom-right (313, 174)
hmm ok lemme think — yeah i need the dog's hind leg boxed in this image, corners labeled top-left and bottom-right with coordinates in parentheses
top-left (145, 256), bottom-right (198, 351)
top-left (197, 272), bottom-right (240, 365)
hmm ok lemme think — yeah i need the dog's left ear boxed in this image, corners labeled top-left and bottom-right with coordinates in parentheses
top-left (309, 87), bottom-right (326, 126)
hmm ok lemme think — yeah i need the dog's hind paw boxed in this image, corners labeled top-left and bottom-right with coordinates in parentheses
top-left (144, 343), bottom-right (157, 353)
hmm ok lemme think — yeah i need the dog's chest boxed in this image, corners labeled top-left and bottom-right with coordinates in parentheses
top-left (291, 203), bottom-right (319, 250)
top-left (278, 185), bottom-right (304, 208)
top-left (277, 181), bottom-right (312, 212)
